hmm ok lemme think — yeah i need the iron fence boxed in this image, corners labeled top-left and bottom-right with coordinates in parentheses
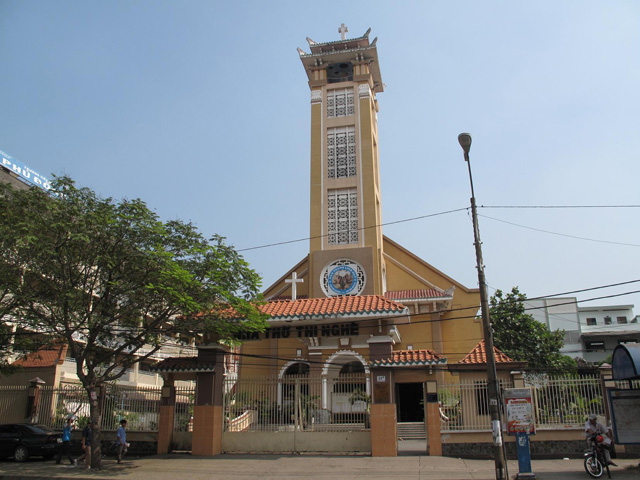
top-left (223, 373), bottom-right (370, 432)
top-left (525, 375), bottom-right (604, 430)
top-left (438, 378), bottom-right (514, 431)
top-left (0, 386), bottom-right (29, 424)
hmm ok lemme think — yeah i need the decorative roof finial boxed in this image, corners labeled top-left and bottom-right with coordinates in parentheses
top-left (338, 23), bottom-right (348, 40)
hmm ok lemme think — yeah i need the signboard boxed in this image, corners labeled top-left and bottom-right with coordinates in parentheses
top-left (504, 388), bottom-right (536, 435)
top-left (0, 149), bottom-right (51, 191)
top-left (609, 389), bottom-right (640, 444)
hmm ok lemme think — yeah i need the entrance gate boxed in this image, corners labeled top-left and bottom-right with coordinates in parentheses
top-left (221, 373), bottom-right (371, 453)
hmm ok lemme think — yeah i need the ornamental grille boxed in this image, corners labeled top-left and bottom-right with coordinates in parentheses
top-left (327, 188), bottom-right (358, 245)
top-left (327, 126), bottom-right (357, 179)
top-left (327, 88), bottom-right (354, 118)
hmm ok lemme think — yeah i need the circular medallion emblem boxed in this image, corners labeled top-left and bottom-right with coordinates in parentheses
top-left (320, 259), bottom-right (366, 297)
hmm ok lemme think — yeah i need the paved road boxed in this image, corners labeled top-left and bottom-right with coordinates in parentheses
top-left (0, 454), bottom-right (638, 480)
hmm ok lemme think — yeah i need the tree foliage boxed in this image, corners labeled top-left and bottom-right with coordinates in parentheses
top-left (0, 177), bottom-right (268, 466)
top-left (489, 287), bottom-right (576, 372)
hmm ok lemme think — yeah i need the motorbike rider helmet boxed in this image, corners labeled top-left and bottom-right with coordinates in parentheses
top-left (596, 435), bottom-right (604, 443)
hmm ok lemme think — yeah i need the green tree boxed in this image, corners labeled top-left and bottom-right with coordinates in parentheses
top-left (489, 287), bottom-right (576, 372)
top-left (0, 177), bottom-right (268, 467)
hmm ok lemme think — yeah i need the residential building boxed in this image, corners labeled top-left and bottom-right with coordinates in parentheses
top-left (578, 304), bottom-right (638, 363)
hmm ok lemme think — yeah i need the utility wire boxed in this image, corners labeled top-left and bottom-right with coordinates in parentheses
top-left (479, 213), bottom-right (640, 247)
top-left (237, 204), bottom-right (640, 252)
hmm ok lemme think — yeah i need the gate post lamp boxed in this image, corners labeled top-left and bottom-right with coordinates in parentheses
top-left (458, 133), bottom-right (507, 480)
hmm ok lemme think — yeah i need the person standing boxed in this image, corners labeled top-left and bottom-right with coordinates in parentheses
top-left (116, 419), bottom-right (128, 464)
top-left (75, 421), bottom-right (92, 469)
top-left (55, 416), bottom-right (76, 466)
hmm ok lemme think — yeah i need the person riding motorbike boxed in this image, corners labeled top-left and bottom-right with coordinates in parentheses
top-left (585, 414), bottom-right (617, 467)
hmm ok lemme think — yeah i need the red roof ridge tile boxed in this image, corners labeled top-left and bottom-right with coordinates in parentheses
top-left (458, 340), bottom-right (516, 364)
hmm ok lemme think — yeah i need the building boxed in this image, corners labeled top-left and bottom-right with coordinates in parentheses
top-left (526, 296), bottom-right (638, 363)
top-left (527, 297), bottom-right (582, 359)
top-left (222, 26), bottom-right (488, 455)
top-left (578, 304), bottom-right (638, 363)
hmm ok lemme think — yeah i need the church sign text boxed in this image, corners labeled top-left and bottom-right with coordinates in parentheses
top-left (236, 322), bottom-right (359, 341)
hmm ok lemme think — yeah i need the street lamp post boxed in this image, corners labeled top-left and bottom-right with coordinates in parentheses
top-left (458, 133), bottom-right (507, 480)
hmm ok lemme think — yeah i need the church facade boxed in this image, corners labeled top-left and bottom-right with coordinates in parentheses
top-left (234, 26), bottom-right (486, 454)
top-left (154, 26), bottom-right (509, 458)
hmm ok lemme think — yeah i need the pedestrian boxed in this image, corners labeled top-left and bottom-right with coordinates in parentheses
top-left (116, 419), bottom-right (128, 464)
top-left (55, 416), bottom-right (77, 466)
top-left (75, 421), bottom-right (92, 469)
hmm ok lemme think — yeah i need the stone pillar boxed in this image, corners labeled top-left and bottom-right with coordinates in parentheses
top-left (599, 364), bottom-right (615, 426)
top-left (26, 377), bottom-right (45, 423)
top-left (368, 336), bottom-right (396, 456)
top-left (511, 371), bottom-right (525, 388)
top-left (425, 380), bottom-right (442, 455)
top-left (157, 374), bottom-right (176, 454)
top-left (191, 346), bottom-right (227, 456)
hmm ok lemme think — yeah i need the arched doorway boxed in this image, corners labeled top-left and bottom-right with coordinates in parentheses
top-left (322, 351), bottom-right (370, 423)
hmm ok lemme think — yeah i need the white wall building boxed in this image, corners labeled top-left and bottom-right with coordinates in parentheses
top-left (526, 297), bottom-right (582, 359)
top-left (578, 304), bottom-right (639, 363)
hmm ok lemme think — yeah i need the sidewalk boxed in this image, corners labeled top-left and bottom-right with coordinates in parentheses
top-left (0, 454), bottom-right (639, 480)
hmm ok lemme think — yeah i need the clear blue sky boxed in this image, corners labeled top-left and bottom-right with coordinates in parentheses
top-left (1, 1), bottom-right (639, 314)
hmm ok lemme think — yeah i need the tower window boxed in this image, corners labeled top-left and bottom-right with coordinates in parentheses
top-left (327, 62), bottom-right (353, 83)
top-left (327, 188), bottom-right (358, 245)
top-left (327, 88), bottom-right (354, 118)
top-left (327, 126), bottom-right (356, 179)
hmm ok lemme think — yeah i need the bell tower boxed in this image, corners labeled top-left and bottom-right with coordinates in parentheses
top-left (299, 25), bottom-right (385, 298)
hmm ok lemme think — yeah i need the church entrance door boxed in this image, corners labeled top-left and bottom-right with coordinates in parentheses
top-left (396, 382), bottom-right (424, 422)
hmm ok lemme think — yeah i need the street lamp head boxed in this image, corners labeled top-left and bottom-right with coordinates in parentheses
top-left (458, 133), bottom-right (472, 159)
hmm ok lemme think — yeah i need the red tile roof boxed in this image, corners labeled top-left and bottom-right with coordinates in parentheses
top-left (12, 344), bottom-right (68, 368)
top-left (370, 348), bottom-right (446, 367)
top-left (458, 340), bottom-right (516, 364)
top-left (261, 295), bottom-right (408, 320)
top-left (385, 289), bottom-right (449, 301)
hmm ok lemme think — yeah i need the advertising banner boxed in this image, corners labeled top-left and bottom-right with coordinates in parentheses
top-left (504, 388), bottom-right (536, 435)
top-left (0, 149), bottom-right (51, 191)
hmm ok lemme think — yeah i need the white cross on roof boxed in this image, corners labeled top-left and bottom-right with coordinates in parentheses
top-left (285, 272), bottom-right (304, 301)
top-left (338, 23), bottom-right (348, 40)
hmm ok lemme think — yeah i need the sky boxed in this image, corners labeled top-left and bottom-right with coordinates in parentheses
top-left (1, 1), bottom-right (639, 314)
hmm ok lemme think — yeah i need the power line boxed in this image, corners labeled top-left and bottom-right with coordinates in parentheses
top-left (479, 214), bottom-right (640, 247)
top-left (236, 204), bottom-right (640, 252)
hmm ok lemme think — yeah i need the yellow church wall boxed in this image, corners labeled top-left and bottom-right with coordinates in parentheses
top-left (262, 257), bottom-right (310, 300)
top-left (309, 93), bottom-right (323, 257)
top-left (238, 335), bottom-right (371, 379)
top-left (358, 92), bottom-right (383, 294)
top-left (383, 237), bottom-right (483, 363)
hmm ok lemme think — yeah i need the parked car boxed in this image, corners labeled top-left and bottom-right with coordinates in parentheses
top-left (0, 424), bottom-right (62, 462)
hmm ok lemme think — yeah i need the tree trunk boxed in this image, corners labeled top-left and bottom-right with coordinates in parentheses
top-left (86, 384), bottom-right (104, 470)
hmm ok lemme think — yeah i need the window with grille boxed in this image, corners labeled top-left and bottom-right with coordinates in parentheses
top-left (327, 189), bottom-right (358, 245)
top-left (617, 316), bottom-right (628, 324)
top-left (586, 318), bottom-right (597, 326)
top-left (604, 316), bottom-right (612, 325)
top-left (327, 88), bottom-right (354, 118)
top-left (327, 126), bottom-right (357, 179)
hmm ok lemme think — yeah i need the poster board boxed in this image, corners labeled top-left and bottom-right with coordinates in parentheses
top-left (504, 388), bottom-right (536, 435)
top-left (609, 389), bottom-right (640, 444)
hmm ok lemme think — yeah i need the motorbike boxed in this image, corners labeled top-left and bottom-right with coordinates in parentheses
top-left (584, 434), bottom-right (611, 478)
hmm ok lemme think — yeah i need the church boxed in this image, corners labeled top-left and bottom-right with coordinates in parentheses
top-left (233, 25), bottom-right (486, 450)
top-left (153, 25), bottom-right (517, 458)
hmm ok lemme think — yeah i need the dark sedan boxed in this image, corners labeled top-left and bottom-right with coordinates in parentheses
top-left (0, 424), bottom-right (62, 462)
